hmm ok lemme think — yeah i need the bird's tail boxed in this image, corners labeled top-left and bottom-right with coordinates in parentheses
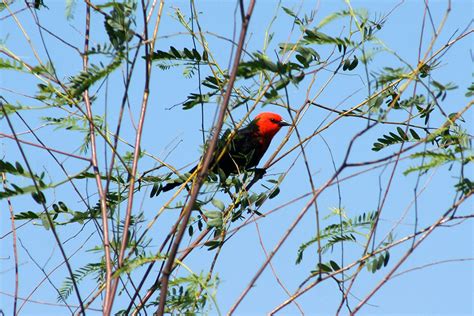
top-left (159, 165), bottom-right (197, 193)
top-left (160, 181), bottom-right (182, 192)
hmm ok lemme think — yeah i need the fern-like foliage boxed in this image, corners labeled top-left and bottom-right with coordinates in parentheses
top-left (0, 57), bottom-right (25, 71)
top-left (102, 0), bottom-right (136, 51)
top-left (296, 210), bottom-right (378, 264)
top-left (163, 273), bottom-right (219, 315)
top-left (58, 263), bottom-right (102, 301)
top-left (372, 127), bottom-right (421, 151)
top-left (68, 56), bottom-right (123, 98)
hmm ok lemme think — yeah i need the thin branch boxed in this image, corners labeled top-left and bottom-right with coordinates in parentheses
top-left (156, 1), bottom-right (256, 314)
top-left (2, 173), bottom-right (19, 315)
top-left (0, 132), bottom-right (91, 162)
top-left (0, 102), bottom-right (85, 314)
top-left (80, 3), bottom-right (112, 314)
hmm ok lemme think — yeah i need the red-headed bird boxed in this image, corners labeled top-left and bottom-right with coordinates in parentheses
top-left (161, 112), bottom-right (290, 192)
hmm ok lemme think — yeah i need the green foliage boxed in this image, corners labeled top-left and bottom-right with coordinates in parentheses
top-left (312, 260), bottom-right (342, 275)
top-left (0, 57), bottom-right (24, 71)
top-left (455, 178), bottom-right (473, 195)
top-left (372, 127), bottom-right (419, 152)
top-left (303, 28), bottom-right (354, 49)
top-left (430, 79), bottom-right (458, 101)
top-left (151, 46), bottom-right (209, 63)
top-left (0, 160), bottom-right (49, 200)
top-left (42, 114), bottom-right (105, 153)
top-left (160, 273), bottom-right (219, 315)
top-left (296, 210), bottom-right (378, 264)
top-left (204, 210), bottom-right (223, 229)
top-left (316, 9), bottom-right (368, 29)
top-left (68, 56), bottom-right (123, 98)
top-left (366, 251), bottom-right (390, 273)
top-left (0, 1), bottom-right (12, 12)
top-left (65, 0), bottom-right (77, 20)
top-left (397, 94), bottom-right (425, 110)
top-left (31, 62), bottom-right (55, 77)
top-left (102, 0), bottom-right (136, 51)
top-left (58, 263), bottom-right (102, 301)
top-left (151, 46), bottom-right (210, 78)
top-left (1, 2), bottom-right (470, 312)
top-left (281, 6), bottom-right (315, 27)
top-left (35, 82), bottom-right (75, 107)
top-left (86, 43), bottom-right (117, 56)
top-left (465, 81), bottom-right (474, 97)
top-left (342, 55), bottom-right (359, 71)
top-left (372, 67), bottom-right (408, 89)
top-left (182, 91), bottom-right (213, 110)
top-left (237, 52), bottom-right (299, 78)
top-left (0, 103), bottom-right (32, 117)
top-left (114, 254), bottom-right (165, 277)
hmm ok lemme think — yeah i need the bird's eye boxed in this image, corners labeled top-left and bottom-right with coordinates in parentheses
top-left (270, 118), bottom-right (278, 123)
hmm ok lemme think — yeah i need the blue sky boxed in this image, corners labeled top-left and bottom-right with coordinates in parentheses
top-left (1, 0), bottom-right (473, 315)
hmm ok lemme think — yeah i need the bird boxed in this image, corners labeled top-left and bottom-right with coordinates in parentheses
top-left (160, 112), bottom-right (291, 193)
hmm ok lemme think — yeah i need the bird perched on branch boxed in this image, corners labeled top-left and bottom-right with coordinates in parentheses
top-left (160, 112), bottom-right (291, 193)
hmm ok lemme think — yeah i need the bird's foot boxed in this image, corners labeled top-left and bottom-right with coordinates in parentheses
top-left (253, 168), bottom-right (266, 181)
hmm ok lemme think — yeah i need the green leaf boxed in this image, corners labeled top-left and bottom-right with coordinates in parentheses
top-left (372, 127), bottom-right (415, 152)
top-left (455, 178), bottom-right (473, 195)
top-left (104, 1), bottom-right (136, 51)
top-left (15, 211), bottom-right (40, 220)
top-left (52, 203), bottom-right (60, 213)
top-left (329, 260), bottom-right (340, 271)
top-left (58, 201), bottom-right (68, 211)
top-left (269, 187), bottom-right (280, 199)
top-left (40, 213), bottom-right (51, 230)
top-left (282, 6), bottom-right (298, 19)
top-left (0, 57), bottom-right (25, 71)
top-left (150, 182), bottom-right (160, 198)
top-left (15, 162), bottom-right (24, 174)
top-left (255, 193), bottom-right (267, 207)
top-left (397, 127), bottom-right (409, 141)
top-left (409, 129), bottom-right (421, 140)
top-left (349, 55), bottom-right (358, 70)
top-left (204, 240), bottom-right (222, 250)
top-left (383, 251), bottom-right (390, 267)
top-left (31, 191), bottom-right (46, 204)
top-left (197, 218), bottom-right (203, 231)
top-left (204, 210), bottom-right (223, 228)
top-left (317, 263), bottom-right (332, 273)
top-left (465, 82), bottom-right (474, 97)
top-left (211, 198), bottom-right (225, 211)
top-left (69, 56), bottom-right (123, 98)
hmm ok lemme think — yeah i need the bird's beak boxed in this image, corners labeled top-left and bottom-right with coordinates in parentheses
top-left (278, 119), bottom-right (291, 127)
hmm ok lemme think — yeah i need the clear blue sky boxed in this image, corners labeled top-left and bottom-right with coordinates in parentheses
top-left (1, 1), bottom-right (472, 315)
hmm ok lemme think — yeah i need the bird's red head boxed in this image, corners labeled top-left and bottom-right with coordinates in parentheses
top-left (254, 112), bottom-right (291, 140)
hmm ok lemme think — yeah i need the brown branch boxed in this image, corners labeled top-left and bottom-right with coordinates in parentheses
top-left (80, 3), bottom-right (113, 314)
top-left (155, 1), bottom-right (256, 314)
top-left (352, 192), bottom-right (471, 313)
top-left (255, 221), bottom-right (305, 315)
top-left (269, 193), bottom-right (472, 314)
top-left (0, 290), bottom-right (101, 312)
top-left (0, 103), bottom-right (85, 314)
top-left (0, 132), bottom-right (91, 162)
top-left (105, 0), bottom-right (165, 312)
top-left (2, 173), bottom-right (19, 315)
top-left (310, 101), bottom-right (434, 130)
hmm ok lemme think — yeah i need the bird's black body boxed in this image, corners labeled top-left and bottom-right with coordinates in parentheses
top-left (160, 112), bottom-right (289, 193)
top-left (161, 121), bottom-right (265, 192)
top-left (214, 121), bottom-right (269, 175)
